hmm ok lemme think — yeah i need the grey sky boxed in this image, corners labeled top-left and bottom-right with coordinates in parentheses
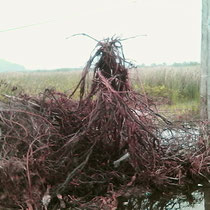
top-left (0, 0), bottom-right (201, 69)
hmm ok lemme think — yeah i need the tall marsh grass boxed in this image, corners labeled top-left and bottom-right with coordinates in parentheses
top-left (0, 65), bottom-right (200, 108)
top-left (0, 71), bottom-right (82, 97)
top-left (130, 65), bottom-right (200, 104)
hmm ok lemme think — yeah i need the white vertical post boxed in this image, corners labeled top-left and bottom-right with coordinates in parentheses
top-left (201, 3), bottom-right (210, 209)
top-left (201, 0), bottom-right (210, 126)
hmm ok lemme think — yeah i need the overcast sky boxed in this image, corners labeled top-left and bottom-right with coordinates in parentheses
top-left (0, 0), bottom-right (201, 70)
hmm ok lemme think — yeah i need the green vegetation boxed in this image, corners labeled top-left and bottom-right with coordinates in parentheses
top-left (0, 65), bottom-right (200, 119)
top-left (131, 65), bottom-right (200, 103)
top-left (131, 65), bottom-right (200, 119)
top-left (0, 71), bottom-right (81, 96)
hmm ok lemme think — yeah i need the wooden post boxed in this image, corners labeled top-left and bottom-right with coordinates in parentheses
top-left (201, 0), bottom-right (210, 130)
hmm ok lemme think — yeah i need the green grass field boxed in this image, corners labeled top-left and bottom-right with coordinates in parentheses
top-left (0, 65), bottom-right (200, 119)
top-left (130, 65), bottom-right (200, 119)
top-left (0, 71), bottom-right (81, 96)
top-left (131, 65), bottom-right (200, 103)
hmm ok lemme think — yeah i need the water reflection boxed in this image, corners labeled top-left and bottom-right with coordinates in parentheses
top-left (115, 122), bottom-right (209, 210)
top-left (204, 188), bottom-right (210, 210)
top-left (117, 188), bottom-right (210, 210)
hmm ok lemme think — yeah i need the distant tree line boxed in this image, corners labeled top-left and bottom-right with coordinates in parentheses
top-left (137, 61), bottom-right (200, 68)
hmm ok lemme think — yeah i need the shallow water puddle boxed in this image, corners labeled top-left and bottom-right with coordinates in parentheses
top-left (117, 188), bottom-right (208, 210)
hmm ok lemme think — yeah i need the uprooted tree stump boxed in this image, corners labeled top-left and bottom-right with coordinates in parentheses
top-left (0, 38), bottom-right (209, 209)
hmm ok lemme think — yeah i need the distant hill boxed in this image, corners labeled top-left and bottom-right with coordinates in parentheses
top-left (0, 59), bottom-right (26, 72)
